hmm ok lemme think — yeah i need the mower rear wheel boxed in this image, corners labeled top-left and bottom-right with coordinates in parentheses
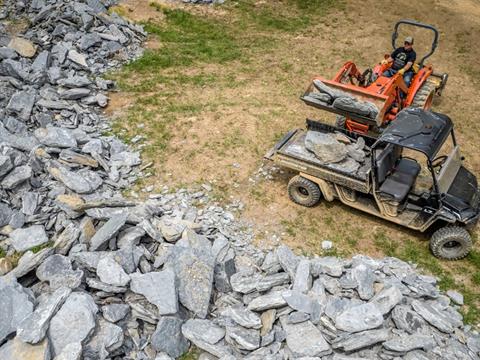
top-left (411, 79), bottom-right (436, 109)
top-left (335, 115), bottom-right (346, 129)
top-left (430, 226), bottom-right (472, 260)
top-left (288, 176), bottom-right (321, 207)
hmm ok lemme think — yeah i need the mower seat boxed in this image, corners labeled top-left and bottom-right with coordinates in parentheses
top-left (379, 158), bottom-right (420, 203)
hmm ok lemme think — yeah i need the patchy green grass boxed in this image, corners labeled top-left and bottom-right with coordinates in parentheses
top-left (0, 247), bottom-right (6, 258)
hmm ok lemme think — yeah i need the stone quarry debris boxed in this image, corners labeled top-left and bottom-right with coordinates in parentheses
top-left (0, 1), bottom-right (478, 360)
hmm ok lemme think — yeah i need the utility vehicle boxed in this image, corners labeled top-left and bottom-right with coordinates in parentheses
top-left (265, 108), bottom-right (478, 260)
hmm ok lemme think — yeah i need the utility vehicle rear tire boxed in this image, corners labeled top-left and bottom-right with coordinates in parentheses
top-left (430, 226), bottom-right (472, 260)
top-left (335, 115), bottom-right (346, 129)
top-left (411, 79), bottom-right (436, 110)
top-left (288, 176), bottom-right (321, 207)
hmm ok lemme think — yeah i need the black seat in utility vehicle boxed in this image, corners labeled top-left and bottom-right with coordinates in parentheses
top-left (375, 144), bottom-right (420, 203)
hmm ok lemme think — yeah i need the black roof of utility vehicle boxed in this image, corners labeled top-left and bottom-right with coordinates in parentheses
top-left (375, 108), bottom-right (453, 160)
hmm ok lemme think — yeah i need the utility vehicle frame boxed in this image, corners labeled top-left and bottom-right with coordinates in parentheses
top-left (265, 108), bottom-right (478, 260)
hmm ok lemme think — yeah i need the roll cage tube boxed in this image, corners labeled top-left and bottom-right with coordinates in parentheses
top-left (392, 19), bottom-right (439, 66)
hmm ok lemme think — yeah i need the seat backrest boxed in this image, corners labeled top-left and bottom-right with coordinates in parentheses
top-left (376, 144), bottom-right (401, 183)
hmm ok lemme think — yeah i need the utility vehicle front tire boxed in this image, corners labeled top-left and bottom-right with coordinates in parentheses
top-left (430, 226), bottom-right (472, 260)
top-left (288, 176), bottom-right (321, 207)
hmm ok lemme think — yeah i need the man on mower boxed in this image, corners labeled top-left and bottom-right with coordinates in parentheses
top-left (382, 36), bottom-right (416, 87)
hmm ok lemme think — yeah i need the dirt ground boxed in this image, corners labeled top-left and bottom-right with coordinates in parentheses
top-left (109, 0), bottom-right (480, 322)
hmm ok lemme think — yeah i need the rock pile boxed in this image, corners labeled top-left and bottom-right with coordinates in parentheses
top-left (0, 1), bottom-right (479, 360)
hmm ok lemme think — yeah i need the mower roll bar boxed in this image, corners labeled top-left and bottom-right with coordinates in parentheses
top-left (392, 19), bottom-right (439, 66)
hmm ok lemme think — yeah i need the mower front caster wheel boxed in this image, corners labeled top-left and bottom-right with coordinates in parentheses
top-left (288, 176), bottom-right (321, 207)
top-left (430, 226), bottom-right (472, 260)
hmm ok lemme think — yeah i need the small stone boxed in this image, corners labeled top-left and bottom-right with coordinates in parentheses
top-left (97, 257), bottom-right (130, 287)
top-left (0, 155), bottom-right (13, 179)
top-left (293, 259), bottom-right (312, 293)
top-left (8, 37), bottom-right (37, 57)
top-left (391, 304), bottom-right (427, 334)
top-left (332, 328), bottom-right (389, 352)
top-left (248, 291), bottom-right (288, 311)
top-left (0, 258), bottom-right (13, 276)
top-left (34, 126), bottom-right (77, 148)
top-left (151, 316), bottom-right (189, 358)
top-left (311, 257), bottom-right (344, 277)
top-left (276, 245), bottom-right (299, 279)
top-left (53, 342), bottom-right (82, 360)
top-left (130, 268), bottom-right (178, 315)
top-left (260, 309), bottom-right (276, 336)
top-left (256, 272), bottom-right (290, 292)
top-left (11, 248), bottom-right (54, 278)
top-left (9, 225), bottom-right (48, 252)
top-left (59, 88), bottom-right (91, 100)
top-left (83, 318), bottom-right (124, 358)
top-left (101, 304), bottom-right (129, 323)
top-left (182, 319), bottom-right (225, 345)
top-left (321, 240), bottom-right (333, 250)
top-left (1, 165), bottom-right (32, 189)
top-left (17, 287), bottom-right (71, 344)
top-left (6, 90), bottom-right (36, 121)
top-left (225, 304), bottom-right (262, 329)
top-left (49, 166), bottom-right (102, 194)
top-left (226, 325), bottom-right (260, 351)
top-left (288, 311), bottom-right (310, 324)
top-left (370, 285), bottom-right (403, 315)
top-left (282, 290), bottom-right (319, 315)
top-left (89, 212), bottom-right (128, 251)
top-left (351, 263), bottom-right (375, 300)
top-left (280, 318), bottom-right (331, 357)
top-left (68, 50), bottom-right (88, 67)
top-left (383, 334), bottom-right (436, 353)
top-left (447, 290), bottom-right (464, 305)
top-left (335, 302), bottom-right (383, 333)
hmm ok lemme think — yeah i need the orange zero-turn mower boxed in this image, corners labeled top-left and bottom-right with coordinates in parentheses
top-left (301, 20), bottom-right (448, 136)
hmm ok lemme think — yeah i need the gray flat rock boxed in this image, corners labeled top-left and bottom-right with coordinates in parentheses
top-left (11, 248), bottom-right (54, 278)
top-left (280, 318), bottom-right (331, 357)
top-left (351, 263), bottom-right (375, 300)
top-left (332, 328), bottom-right (390, 352)
top-left (1, 165), bottom-right (32, 189)
top-left (370, 285), bottom-right (403, 315)
top-left (101, 304), bottom-right (130, 323)
top-left (89, 212), bottom-right (128, 251)
top-left (335, 302), bottom-right (383, 333)
top-left (411, 299), bottom-right (459, 333)
top-left (169, 244), bottom-right (214, 318)
top-left (305, 131), bottom-right (347, 163)
top-left (257, 272), bottom-right (290, 292)
top-left (48, 292), bottom-right (98, 356)
top-left (282, 290), bottom-right (320, 315)
top-left (83, 318), bottom-right (124, 359)
top-left (276, 245), bottom-right (299, 279)
top-left (292, 259), bottom-right (312, 293)
top-left (0, 155), bottom-right (13, 179)
top-left (49, 165), bottom-right (102, 194)
top-left (0, 276), bottom-right (34, 343)
top-left (96, 257), bottom-right (130, 287)
top-left (18, 287), bottom-right (71, 344)
top-left (391, 304), bottom-right (427, 334)
top-left (226, 325), bottom-right (260, 351)
top-left (34, 126), bottom-right (77, 148)
top-left (182, 318), bottom-right (226, 345)
top-left (446, 290), bottom-right (464, 305)
top-left (151, 316), bottom-right (190, 358)
top-left (248, 291), bottom-right (288, 311)
top-left (10, 225), bottom-right (48, 252)
top-left (383, 334), bottom-right (436, 353)
top-left (130, 268), bottom-right (177, 315)
top-left (225, 304), bottom-right (262, 329)
top-left (311, 257), bottom-right (344, 277)
top-left (52, 342), bottom-right (82, 360)
top-left (6, 90), bottom-right (36, 121)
